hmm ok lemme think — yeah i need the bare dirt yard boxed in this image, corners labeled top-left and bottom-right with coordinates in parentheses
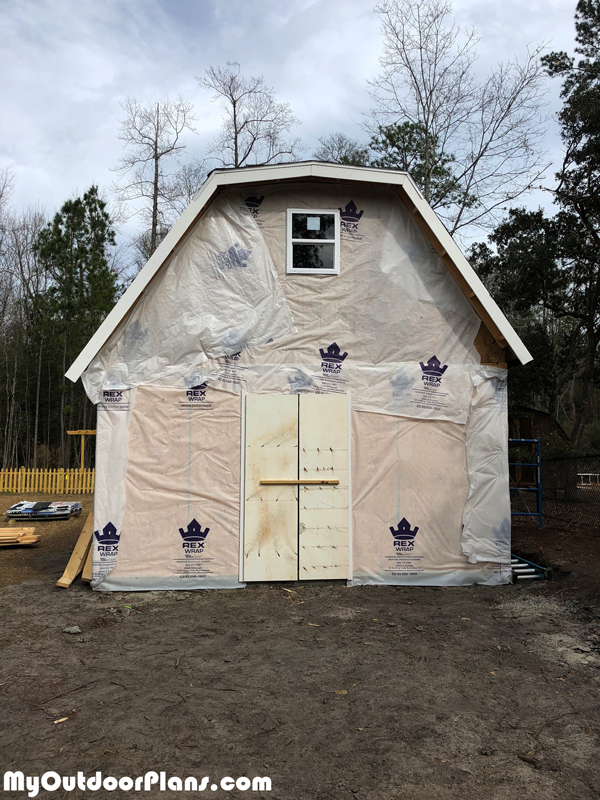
top-left (1, 494), bottom-right (600, 800)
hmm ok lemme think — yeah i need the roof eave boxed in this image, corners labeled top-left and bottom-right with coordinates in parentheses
top-left (65, 162), bottom-right (531, 383)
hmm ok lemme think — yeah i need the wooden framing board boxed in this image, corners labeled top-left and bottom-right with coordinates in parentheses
top-left (0, 527), bottom-right (38, 546)
top-left (243, 394), bottom-right (299, 582)
top-left (0, 539), bottom-right (39, 546)
top-left (260, 479), bottom-right (339, 485)
top-left (0, 527), bottom-right (35, 536)
top-left (56, 512), bottom-right (93, 588)
top-left (473, 322), bottom-right (508, 367)
top-left (298, 393), bottom-right (349, 580)
top-left (81, 543), bottom-right (93, 583)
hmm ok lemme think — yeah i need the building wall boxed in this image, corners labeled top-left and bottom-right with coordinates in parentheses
top-left (87, 181), bottom-right (511, 589)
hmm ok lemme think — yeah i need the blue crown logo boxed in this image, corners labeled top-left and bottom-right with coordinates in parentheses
top-left (419, 356), bottom-right (448, 378)
top-left (226, 243), bottom-right (251, 268)
top-left (320, 342), bottom-right (348, 364)
top-left (179, 519), bottom-right (210, 543)
top-left (94, 522), bottom-right (120, 545)
top-left (245, 195), bottom-right (264, 211)
top-left (287, 372), bottom-right (314, 394)
top-left (390, 518), bottom-right (419, 541)
top-left (339, 200), bottom-right (364, 224)
top-left (215, 243), bottom-right (251, 271)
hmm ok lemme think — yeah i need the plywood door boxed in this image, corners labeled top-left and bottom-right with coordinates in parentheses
top-left (298, 393), bottom-right (349, 579)
top-left (244, 394), bottom-right (299, 581)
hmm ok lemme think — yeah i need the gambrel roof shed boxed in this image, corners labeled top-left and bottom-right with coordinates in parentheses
top-left (69, 162), bottom-right (528, 591)
top-left (67, 161), bottom-right (531, 384)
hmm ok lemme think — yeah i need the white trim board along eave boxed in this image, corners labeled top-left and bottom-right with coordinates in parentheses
top-left (65, 161), bottom-right (532, 383)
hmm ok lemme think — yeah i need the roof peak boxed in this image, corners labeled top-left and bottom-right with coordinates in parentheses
top-left (65, 162), bottom-right (531, 383)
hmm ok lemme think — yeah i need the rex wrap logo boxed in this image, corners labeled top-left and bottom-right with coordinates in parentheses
top-left (244, 195), bottom-right (264, 219)
top-left (419, 356), bottom-right (448, 389)
top-left (102, 390), bottom-right (124, 404)
top-left (320, 342), bottom-right (348, 375)
top-left (94, 522), bottom-right (120, 556)
top-left (339, 200), bottom-right (364, 235)
top-left (214, 243), bottom-right (251, 273)
top-left (179, 519), bottom-right (210, 553)
top-left (390, 518), bottom-right (419, 553)
top-left (186, 383), bottom-right (208, 402)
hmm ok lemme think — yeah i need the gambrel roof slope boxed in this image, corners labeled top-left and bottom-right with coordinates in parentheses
top-left (66, 161), bottom-right (531, 383)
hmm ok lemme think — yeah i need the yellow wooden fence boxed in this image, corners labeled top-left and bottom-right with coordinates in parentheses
top-left (0, 468), bottom-right (95, 494)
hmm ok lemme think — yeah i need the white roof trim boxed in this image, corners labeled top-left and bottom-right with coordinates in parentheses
top-left (66, 161), bottom-right (531, 382)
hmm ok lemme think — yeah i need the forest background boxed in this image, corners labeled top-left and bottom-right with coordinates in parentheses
top-left (1, 0), bottom-right (599, 469)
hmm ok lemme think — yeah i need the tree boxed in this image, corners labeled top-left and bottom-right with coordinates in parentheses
top-left (0, 167), bottom-right (14, 259)
top-left (0, 167), bottom-right (13, 216)
top-left (369, 121), bottom-right (469, 209)
top-left (0, 189), bottom-right (118, 469)
top-left (113, 96), bottom-right (196, 258)
top-left (35, 186), bottom-right (118, 464)
top-left (198, 62), bottom-right (303, 167)
top-left (0, 204), bottom-right (48, 469)
top-left (313, 133), bottom-right (369, 165)
top-left (469, 209), bottom-right (581, 424)
top-left (165, 160), bottom-right (209, 216)
top-left (368, 0), bottom-right (548, 235)
top-left (538, 0), bottom-right (600, 448)
top-left (1, 208), bottom-right (48, 468)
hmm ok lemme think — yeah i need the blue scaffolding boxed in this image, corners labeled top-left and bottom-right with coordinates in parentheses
top-left (509, 437), bottom-right (542, 528)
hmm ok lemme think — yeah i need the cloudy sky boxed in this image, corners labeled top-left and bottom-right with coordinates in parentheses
top-left (0, 0), bottom-right (578, 240)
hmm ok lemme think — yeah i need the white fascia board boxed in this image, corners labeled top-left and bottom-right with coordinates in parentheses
top-left (66, 161), bottom-right (530, 383)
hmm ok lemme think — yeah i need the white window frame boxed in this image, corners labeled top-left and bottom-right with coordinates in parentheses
top-left (286, 209), bottom-right (340, 275)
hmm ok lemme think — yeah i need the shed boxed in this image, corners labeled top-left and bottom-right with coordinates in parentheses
top-left (509, 405), bottom-right (569, 443)
top-left (67, 162), bottom-right (532, 590)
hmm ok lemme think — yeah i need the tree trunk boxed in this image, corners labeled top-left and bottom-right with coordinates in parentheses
top-left (60, 333), bottom-right (67, 468)
top-left (571, 329), bottom-right (598, 450)
top-left (233, 99), bottom-right (239, 167)
top-left (32, 340), bottom-right (42, 469)
top-left (151, 103), bottom-right (160, 255)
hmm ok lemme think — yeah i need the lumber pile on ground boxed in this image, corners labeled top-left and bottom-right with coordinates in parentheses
top-left (81, 542), bottom-right (93, 584)
top-left (0, 527), bottom-right (39, 546)
top-left (56, 512), bottom-right (93, 588)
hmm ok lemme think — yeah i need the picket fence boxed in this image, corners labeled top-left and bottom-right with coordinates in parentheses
top-left (0, 468), bottom-right (95, 495)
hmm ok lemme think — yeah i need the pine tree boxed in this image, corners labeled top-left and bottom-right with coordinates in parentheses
top-left (35, 186), bottom-right (118, 465)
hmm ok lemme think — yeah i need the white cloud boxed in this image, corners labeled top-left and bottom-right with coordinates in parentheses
top-left (0, 0), bottom-right (579, 236)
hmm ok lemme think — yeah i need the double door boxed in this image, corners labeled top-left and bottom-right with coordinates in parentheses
top-left (243, 393), bottom-right (350, 581)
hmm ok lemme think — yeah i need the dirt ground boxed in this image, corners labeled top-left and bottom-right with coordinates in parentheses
top-left (1, 495), bottom-right (600, 799)
top-left (0, 494), bottom-right (94, 589)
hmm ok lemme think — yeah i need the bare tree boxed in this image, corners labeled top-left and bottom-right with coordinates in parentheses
top-left (0, 168), bottom-right (14, 255)
top-left (368, 0), bottom-right (549, 236)
top-left (0, 168), bottom-right (13, 211)
top-left (313, 133), bottom-right (369, 165)
top-left (112, 96), bottom-right (196, 257)
top-left (198, 62), bottom-right (303, 167)
top-left (165, 160), bottom-right (209, 215)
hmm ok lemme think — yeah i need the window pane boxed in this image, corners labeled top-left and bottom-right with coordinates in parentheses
top-left (292, 243), bottom-right (335, 271)
top-left (292, 213), bottom-right (335, 240)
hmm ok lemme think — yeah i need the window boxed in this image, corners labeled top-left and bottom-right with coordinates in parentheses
top-left (286, 209), bottom-right (340, 275)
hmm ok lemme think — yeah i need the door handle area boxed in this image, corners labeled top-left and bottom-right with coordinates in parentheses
top-left (260, 479), bottom-right (339, 485)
